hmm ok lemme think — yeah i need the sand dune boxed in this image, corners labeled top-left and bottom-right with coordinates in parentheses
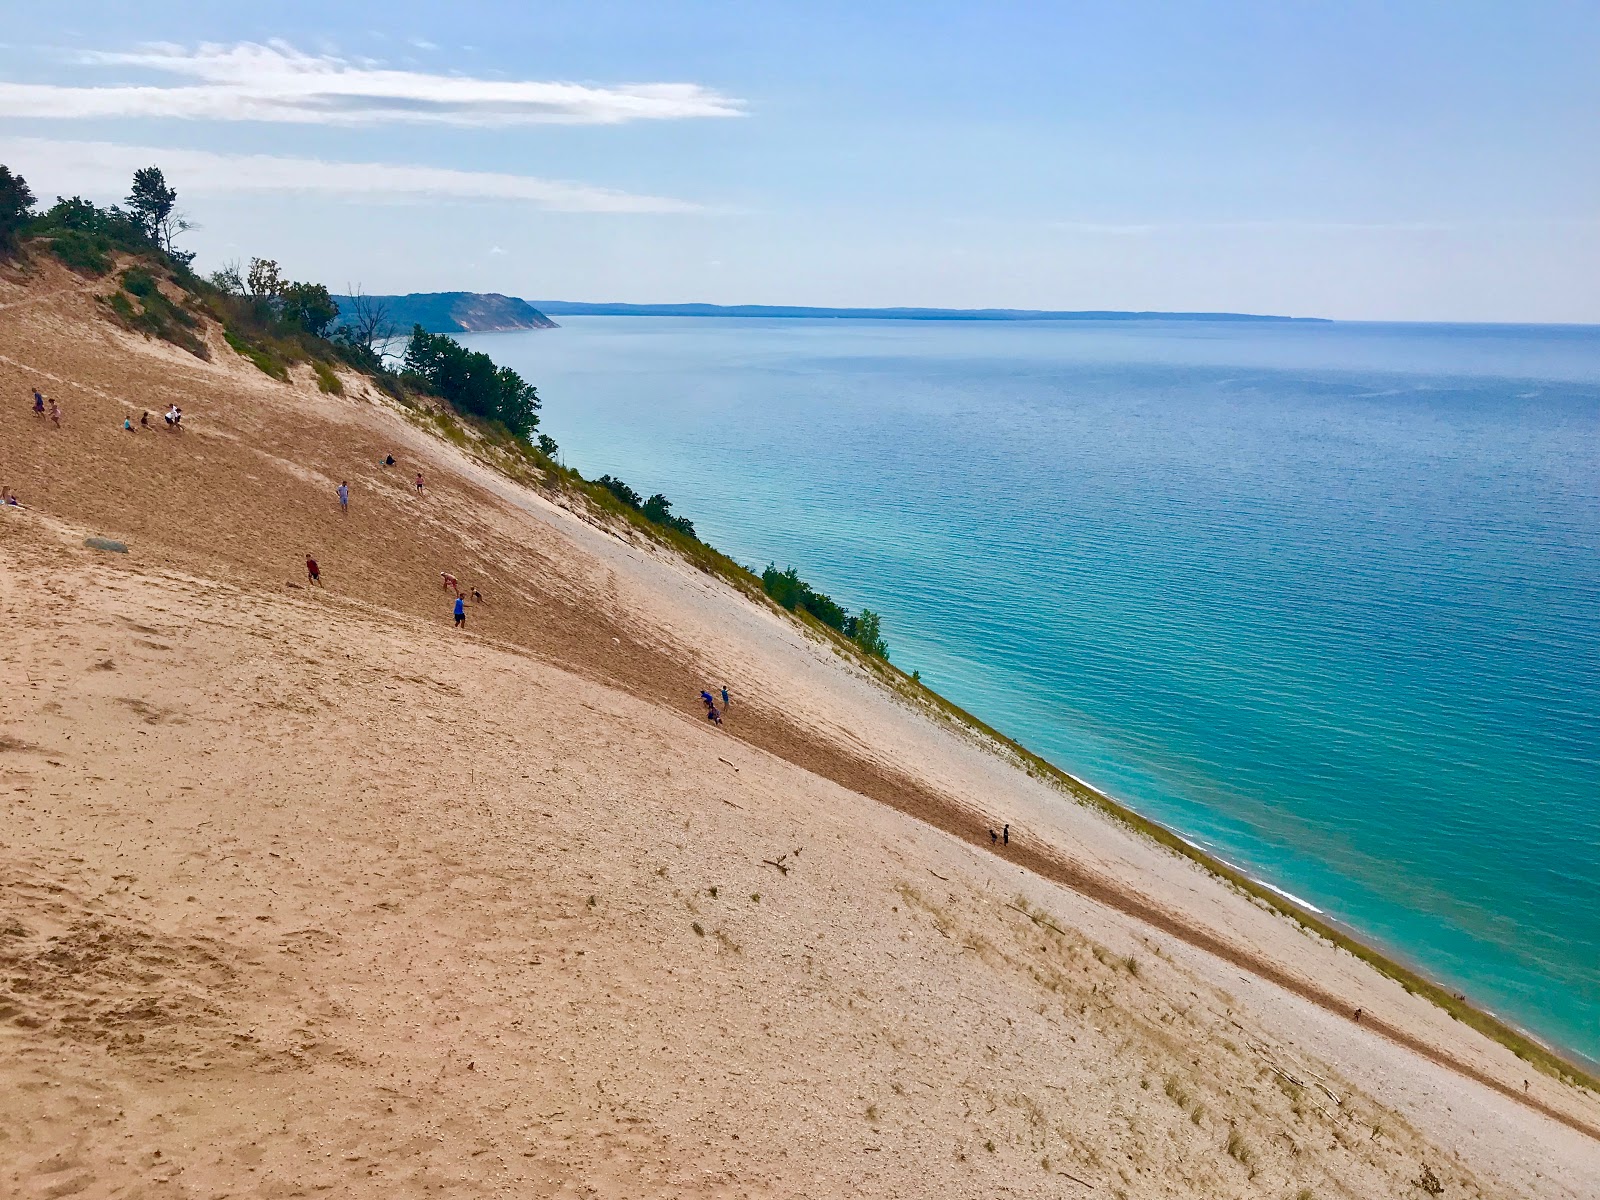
top-left (3, 251), bottom-right (1598, 1197)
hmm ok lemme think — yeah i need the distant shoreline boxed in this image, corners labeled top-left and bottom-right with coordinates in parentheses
top-left (532, 300), bottom-right (1330, 323)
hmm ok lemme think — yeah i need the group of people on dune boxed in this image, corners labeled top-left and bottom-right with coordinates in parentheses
top-left (301, 454), bottom-right (484, 633)
top-left (700, 685), bottom-right (731, 725)
top-left (20, 383), bottom-right (735, 732)
top-left (119, 406), bottom-right (185, 431)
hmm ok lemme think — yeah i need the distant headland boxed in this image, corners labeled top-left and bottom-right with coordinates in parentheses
top-left (333, 291), bottom-right (559, 334)
top-left (533, 301), bottom-right (1330, 323)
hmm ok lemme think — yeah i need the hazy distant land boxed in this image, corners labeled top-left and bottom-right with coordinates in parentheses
top-left (336, 291), bottom-right (559, 334)
top-left (533, 300), bottom-right (1330, 322)
top-left (345, 292), bottom-right (1328, 329)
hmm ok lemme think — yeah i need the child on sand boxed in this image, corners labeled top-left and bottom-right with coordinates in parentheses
top-left (720, 685), bottom-right (730, 708)
top-left (124, 416), bottom-right (134, 432)
top-left (141, 410), bottom-right (150, 428)
top-left (33, 389), bottom-right (45, 417)
top-left (337, 481), bottom-right (350, 513)
top-left (453, 594), bottom-right (466, 628)
top-left (415, 472), bottom-right (425, 494)
top-left (306, 555), bottom-right (322, 586)
top-left (49, 399), bottom-right (62, 427)
top-left (441, 572), bottom-right (459, 594)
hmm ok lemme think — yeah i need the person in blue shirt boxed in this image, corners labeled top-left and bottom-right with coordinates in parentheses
top-left (453, 594), bottom-right (466, 628)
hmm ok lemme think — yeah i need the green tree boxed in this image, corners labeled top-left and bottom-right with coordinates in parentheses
top-left (208, 260), bottom-right (245, 295)
top-left (0, 165), bottom-right (35, 256)
top-left (595, 474), bottom-right (643, 508)
top-left (402, 325), bottom-right (542, 439)
top-left (279, 281), bottom-right (339, 338)
top-left (642, 493), bottom-right (697, 539)
top-left (125, 166), bottom-right (190, 259)
top-left (246, 257), bottom-right (283, 297)
top-left (760, 564), bottom-right (849, 631)
top-left (853, 609), bottom-right (889, 660)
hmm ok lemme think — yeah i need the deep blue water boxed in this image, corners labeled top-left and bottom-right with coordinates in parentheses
top-left (463, 317), bottom-right (1600, 1064)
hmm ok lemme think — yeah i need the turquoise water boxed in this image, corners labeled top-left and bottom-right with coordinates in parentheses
top-left (463, 318), bottom-right (1600, 1064)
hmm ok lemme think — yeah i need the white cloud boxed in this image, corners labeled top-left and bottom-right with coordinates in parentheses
top-left (2, 136), bottom-right (709, 213)
top-left (1, 40), bottom-right (744, 127)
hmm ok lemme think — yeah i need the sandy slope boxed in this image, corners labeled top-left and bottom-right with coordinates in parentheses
top-left (3, 252), bottom-right (1599, 1198)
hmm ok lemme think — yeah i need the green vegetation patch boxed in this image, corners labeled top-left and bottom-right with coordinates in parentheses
top-left (48, 229), bottom-right (114, 275)
top-left (224, 328), bottom-right (289, 381)
top-left (102, 266), bottom-right (208, 359)
top-left (313, 360), bottom-right (345, 395)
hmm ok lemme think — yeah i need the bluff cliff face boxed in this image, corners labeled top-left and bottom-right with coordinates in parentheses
top-left (335, 291), bottom-right (558, 333)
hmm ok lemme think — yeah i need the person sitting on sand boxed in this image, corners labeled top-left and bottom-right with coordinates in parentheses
top-left (1, 486), bottom-right (19, 507)
top-left (140, 410), bottom-right (150, 428)
top-left (124, 416), bottom-right (134, 432)
top-left (33, 388), bottom-right (45, 417)
top-left (471, 587), bottom-right (483, 605)
top-left (164, 406), bottom-right (178, 428)
top-left (382, 454), bottom-right (395, 468)
top-left (306, 555), bottom-right (322, 586)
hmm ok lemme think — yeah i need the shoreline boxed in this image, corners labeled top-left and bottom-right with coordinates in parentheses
top-left (851, 644), bottom-right (1600, 1097)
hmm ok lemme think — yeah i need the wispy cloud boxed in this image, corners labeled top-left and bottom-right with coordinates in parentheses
top-left (2, 137), bottom-right (709, 213)
top-left (1, 40), bottom-right (745, 126)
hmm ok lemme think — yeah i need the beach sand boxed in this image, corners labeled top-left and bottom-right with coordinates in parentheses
top-left (3, 252), bottom-right (1599, 1197)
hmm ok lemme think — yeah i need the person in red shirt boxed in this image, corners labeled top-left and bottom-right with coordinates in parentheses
top-left (306, 555), bottom-right (322, 586)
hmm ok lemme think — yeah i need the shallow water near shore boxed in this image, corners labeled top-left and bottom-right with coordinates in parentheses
top-left (464, 316), bottom-right (1600, 1066)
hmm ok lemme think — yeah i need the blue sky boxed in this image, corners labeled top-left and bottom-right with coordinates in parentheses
top-left (2, 1), bottom-right (1596, 321)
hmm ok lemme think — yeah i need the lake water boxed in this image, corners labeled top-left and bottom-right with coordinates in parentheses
top-left (462, 316), bottom-right (1600, 1065)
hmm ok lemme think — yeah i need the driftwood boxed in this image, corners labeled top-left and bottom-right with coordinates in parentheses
top-left (717, 757), bottom-right (740, 772)
top-left (1055, 1169), bottom-right (1095, 1188)
top-left (720, 797), bottom-right (743, 810)
top-left (927, 869), bottom-right (950, 881)
top-left (762, 854), bottom-right (791, 875)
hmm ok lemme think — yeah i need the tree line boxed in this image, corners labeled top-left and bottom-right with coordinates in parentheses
top-left (761, 565), bottom-right (889, 659)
